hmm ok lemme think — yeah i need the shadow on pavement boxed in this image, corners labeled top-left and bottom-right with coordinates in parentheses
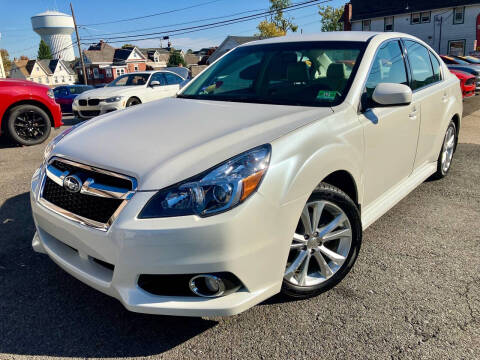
top-left (0, 192), bottom-right (216, 358)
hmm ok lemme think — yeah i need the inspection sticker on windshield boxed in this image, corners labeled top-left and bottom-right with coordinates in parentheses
top-left (316, 90), bottom-right (337, 100)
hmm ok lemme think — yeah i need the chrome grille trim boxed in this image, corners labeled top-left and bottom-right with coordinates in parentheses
top-left (38, 157), bottom-right (138, 231)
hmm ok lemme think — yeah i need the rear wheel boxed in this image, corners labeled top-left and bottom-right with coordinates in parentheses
top-left (7, 104), bottom-right (51, 146)
top-left (431, 120), bottom-right (457, 180)
top-left (126, 97), bottom-right (141, 107)
top-left (281, 183), bottom-right (362, 299)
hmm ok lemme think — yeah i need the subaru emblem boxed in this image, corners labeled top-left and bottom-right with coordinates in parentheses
top-left (63, 175), bottom-right (82, 193)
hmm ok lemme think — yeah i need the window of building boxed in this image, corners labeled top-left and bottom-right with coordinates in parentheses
top-left (93, 68), bottom-right (99, 78)
top-left (384, 16), bottom-right (394, 31)
top-left (421, 12), bottom-right (431, 23)
top-left (365, 40), bottom-right (408, 103)
top-left (453, 7), bottom-right (465, 24)
top-left (54, 76), bottom-right (58, 84)
top-left (448, 40), bottom-right (466, 56)
top-left (411, 13), bottom-right (421, 24)
top-left (404, 40), bottom-right (435, 90)
top-left (106, 68), bottom-right (112, 77)
top-left (362, 20), bottom-right (371, 31)
top-left (134, 65), bottom-right (139, 71)
top-left (116, 68), bottom-right (125, 76)
top-left (61, 76), bottom-right (65, 83)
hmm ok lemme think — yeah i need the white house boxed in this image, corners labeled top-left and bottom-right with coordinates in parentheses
top-left (0, 54), bottom-right (5, 78)
top-left (346, 0), bottom-right (480, 56)
top-left (10, 59), bottom-right (77, 86)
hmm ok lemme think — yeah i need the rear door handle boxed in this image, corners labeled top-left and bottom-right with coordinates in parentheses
top-left (442, 93), bottom-right (448, 102)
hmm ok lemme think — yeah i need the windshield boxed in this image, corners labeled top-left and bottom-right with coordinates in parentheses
top-left (108, 73), bottom-right (150, 87)
top-left (180, 41), bottom-right (366, 106)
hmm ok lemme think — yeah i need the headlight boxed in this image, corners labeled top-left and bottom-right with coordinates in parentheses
top-left (104, 96), bottom-right (122, 103)
top-left (47, 89), bottom-right (55, 99)
top-left (43, 122), bottom-right (85, 161)
top-left (139, 145), bottom-right (271, 218)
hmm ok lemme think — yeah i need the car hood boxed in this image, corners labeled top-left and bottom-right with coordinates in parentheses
top-left (52, 98), bottom-right (332, 190)
top-left (77, 86), bottom-right (144, 99)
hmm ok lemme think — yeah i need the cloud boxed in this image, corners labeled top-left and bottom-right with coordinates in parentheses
top-left (134, 37), bottom-right (221, 50)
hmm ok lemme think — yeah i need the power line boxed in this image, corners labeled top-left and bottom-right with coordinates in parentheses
top-left (79, 0), bottom-right (225, 26)
top-left (79, 0), bottom-right (328, 43)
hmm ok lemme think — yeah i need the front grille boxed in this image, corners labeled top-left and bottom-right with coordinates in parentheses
top-left (40, 158), bottom-right (136, 229)
top-left (79, 99), bottom-right (87, 106)
top-left (88, 99), bottom-right (100, 106)
top-left (43, 177), bottom-right (123, 224)
top-left (80, 110), bottom-right (100, 117)
top-left (465, 78), bottom-right (475, 86)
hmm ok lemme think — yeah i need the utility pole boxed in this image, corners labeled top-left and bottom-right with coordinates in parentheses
top-left (70, 2), bottom-right (87, 85)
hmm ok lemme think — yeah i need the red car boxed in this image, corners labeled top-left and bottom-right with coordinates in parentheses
top-left (449, 69), bottom-right (476, 98)
top-left (0, 79), bottom-right (63, 145)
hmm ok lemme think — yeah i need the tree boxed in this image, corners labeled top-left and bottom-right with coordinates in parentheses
top-left (37, 40), bottom-right (52, 60)
top-left (122, 44), bottom-right (135, 49)
top-left (167, 51), bottom-right (186, 67)
top-left (256, 0), bottom-right (298, 37)
top-left (0, 49), bottom-right (12, 73)
top-left (318, 5), bottom-right (344, 32)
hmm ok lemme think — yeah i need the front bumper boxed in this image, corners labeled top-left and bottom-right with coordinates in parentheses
top-left (72, 101), bottom-right (125, 119)
top-left (30, 164), bottom-right (302, 316)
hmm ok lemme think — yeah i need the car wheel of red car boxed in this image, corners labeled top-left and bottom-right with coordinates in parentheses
top-left (7, 104), bottom-right (51, 146)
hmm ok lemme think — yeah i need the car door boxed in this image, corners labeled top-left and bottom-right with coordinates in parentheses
top-left (144, 72), bottom-right (169, 102)
top-left (162, 72), bottom-right (183, 96)
top-left (358, 39), bottom-right (420, 205)
top-left (403, 40), bottom-right (447, 168)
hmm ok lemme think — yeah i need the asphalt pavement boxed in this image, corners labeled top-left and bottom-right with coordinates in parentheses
top-left (0, 100), bottom-right (479, 359)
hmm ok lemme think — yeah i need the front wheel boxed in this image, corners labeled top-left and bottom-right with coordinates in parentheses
top-left (281, 183), bottom-right (362, 299)
top-left (431, 120), bottom-right (457, 180)
top-left (7, 104), bottom-right (51, 146)
top-left (126, 97), bottom-right (141, 107)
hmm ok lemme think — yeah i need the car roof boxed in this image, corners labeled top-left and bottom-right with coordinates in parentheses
top-left (242, 31), bottom-right (424, 47)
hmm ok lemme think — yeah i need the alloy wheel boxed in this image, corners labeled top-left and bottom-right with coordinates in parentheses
top-left (441, 125), bottom-right (455, 174)
top-left (284, 200), bottom-right (352, 287)
top-left (13, 110), bottom-right (48, 142)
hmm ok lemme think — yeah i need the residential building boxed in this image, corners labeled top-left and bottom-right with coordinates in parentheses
top-left (139, 48), bottom-right (170, 69)
top-left (207, 36), bottom-right (264, 64)
top-left (184, 53), bottom-right (201, 66)
top-left (80, 41), bottom-right (147, 86)
top-left (345, 0), bottom-right (480, 55)
top-left (10, 59), bottom-right (77, 85)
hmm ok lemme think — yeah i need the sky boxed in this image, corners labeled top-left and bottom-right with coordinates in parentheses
top-left (0, 0), bottom-right (346, 59)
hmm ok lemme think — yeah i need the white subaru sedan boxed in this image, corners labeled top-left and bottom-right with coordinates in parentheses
top-left (72, 70), bottom-right (185, 119)
top-left (31, 32), bottom-right (462, 317)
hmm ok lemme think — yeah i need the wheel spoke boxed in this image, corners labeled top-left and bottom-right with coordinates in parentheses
top-left (301, 207), bottom-right (312, 234)
top-left (318, 245), bottom-right (346, 266)
top-left (322, 228), bottom-right (352, 242)
top-left (318, 214), bottom-right (346, 238)
top-left (298, 252), bottom-right (311, 285)
top-left (313, 251), bottom-right (333, 278)
top-left (293, 233), bottom-right (307, 243)
top-left (290, 243), bottom-right (305, 250)
top-left (284, 250), bottom-right (308, 280)
top-left (312, 202), bottom-right (325, 232)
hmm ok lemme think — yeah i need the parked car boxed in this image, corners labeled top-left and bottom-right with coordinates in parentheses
top-left (440, 55), bottom-right (480, 67)
top-left (54, 85), bottom-right (94, 113)
top-left (453, 55), bottom-right (480, 65)
top-left (72, 70), bottom-right (185, 119)
top-left (0, 79), bottom-right (62, 145)
top-left (31, 32), bottom-right (462, 317)
top-left (443, 65), bottom-right (480, 91)
top-left (449, 69), bottom-right (476, 98)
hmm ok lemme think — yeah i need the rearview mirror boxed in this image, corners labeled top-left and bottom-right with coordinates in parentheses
top-left (372, 83), bottom-right (412, 107)
top-left (150, 81), bottom-right (161, 87)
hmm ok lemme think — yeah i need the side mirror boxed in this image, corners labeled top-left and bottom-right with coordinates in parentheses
top-left (372, 83), bottom-right (412, 107)
top-left (150, 80), bottom-right (161, 87)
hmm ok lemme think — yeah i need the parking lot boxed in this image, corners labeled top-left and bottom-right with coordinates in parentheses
top-left (0, 99), bottom-right (479, 359)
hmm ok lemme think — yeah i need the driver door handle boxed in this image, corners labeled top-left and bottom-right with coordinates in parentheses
top-left (408, 106), bottom-right (417, 120)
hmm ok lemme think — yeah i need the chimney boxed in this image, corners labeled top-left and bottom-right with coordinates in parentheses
top-left (342, 3), bottom-right (352, 31)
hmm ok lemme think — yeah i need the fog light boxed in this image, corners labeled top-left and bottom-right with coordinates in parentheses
top-left (189, 274), bottom-right (226, 298)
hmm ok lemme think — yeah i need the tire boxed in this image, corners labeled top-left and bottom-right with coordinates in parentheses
top-left (126, 97), bottom-right (141, 107)
top-left (431, 120), bottom-right (457, 180)
top-left (281, 183), bottom-right (362, 299)
top-left (6, 104), bottom-right (51, 146)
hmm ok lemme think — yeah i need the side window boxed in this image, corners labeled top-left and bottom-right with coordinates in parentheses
top-left (429, 52), bottom-right (442, 82)
top-left (149, 72), bottom-right (167, 85)
top-left (163, 72), bottom-right (184, 85)
top-left (404, 40), bottom-right (435, 90)
top-left (365, 40), bottom-right (408, 100)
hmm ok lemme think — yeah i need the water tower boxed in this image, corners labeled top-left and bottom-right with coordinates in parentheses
top-left (31, 10), bottom-right (75, 61)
